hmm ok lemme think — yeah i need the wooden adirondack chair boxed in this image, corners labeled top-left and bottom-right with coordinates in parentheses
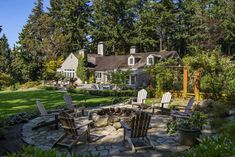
top-left (63, 94), bottom-right (85, 116)
top-left (32, 100), bottom-right (60, 130)
top-left (120, 111), bottom-right (155, 153)
top-left (131, 89), bottom-right (147, 109)
top-left (152, 92), bottom-right (172, 113)
top-left (53, 112), bottom-right (92, 152)
top-left (171, 96), bottom-right (195, 119)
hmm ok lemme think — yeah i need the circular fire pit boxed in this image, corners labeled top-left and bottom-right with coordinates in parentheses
top-left (90, 107), bottom-right (135, 129)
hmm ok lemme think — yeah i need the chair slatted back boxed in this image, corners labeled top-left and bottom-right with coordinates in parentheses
top-left (160, 92), bottom-right (172, 104)
top-left (63, 94), bottom-right (74, 111)
top-left (131, 111), bottom-right (151, 138)
top-left (137, 89), bottom-right (147, 104)
top-left (36, 100), bottom-right (48, 121)
top-left (184, 96), bottom-right (195, 114)
top-left (58, 112), bottom-right (78, 136)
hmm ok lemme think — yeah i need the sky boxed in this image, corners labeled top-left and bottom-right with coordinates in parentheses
top-left (0, 0), bottom-right (50, 48)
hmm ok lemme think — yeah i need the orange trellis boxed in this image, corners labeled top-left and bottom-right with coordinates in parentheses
top-left (183, 67), bottom-right (188, 99)
top-left (183, 67), bottom-right (201, 101)
top-left (154, 65), bottom-right (201, 101)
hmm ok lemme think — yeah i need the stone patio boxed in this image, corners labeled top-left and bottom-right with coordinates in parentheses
top-left (22, 103), bottom-right (213, 157)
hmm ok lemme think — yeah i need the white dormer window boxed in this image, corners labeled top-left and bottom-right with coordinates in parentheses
top-left (128, 55), bottom-right (135, 65)
top-left (147, 55), bottom-right (154, 65)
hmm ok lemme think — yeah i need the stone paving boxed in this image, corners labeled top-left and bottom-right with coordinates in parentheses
top-left (22, 103), bottom-right (210, 157)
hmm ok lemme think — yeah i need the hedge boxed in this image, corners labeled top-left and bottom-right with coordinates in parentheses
top-left (71, 89), bottom-right (137, 97)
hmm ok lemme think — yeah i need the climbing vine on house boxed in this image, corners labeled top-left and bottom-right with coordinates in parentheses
top-left (76, 55), bottom-right (88, 83)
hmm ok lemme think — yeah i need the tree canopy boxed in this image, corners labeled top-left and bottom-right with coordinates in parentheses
top-left (0, 0), bottom-right (234, 84)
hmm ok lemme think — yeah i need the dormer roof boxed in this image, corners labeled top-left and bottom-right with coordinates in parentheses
top-left (73, 51), bottom-right (182, 71)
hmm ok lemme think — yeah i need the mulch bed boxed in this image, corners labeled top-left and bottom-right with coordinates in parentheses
top-left (0, 123), bottom-right (26, 156)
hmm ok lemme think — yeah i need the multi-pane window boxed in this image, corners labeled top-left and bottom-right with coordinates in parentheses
top-left (130, 75), bottom-right (136, 84)
top-left (64, 69), bottom-right (75, 78)
top-left (147, 56), bottom-right (154, 65)
top-left (148, 57), bottom-right (153, 65)
top-left (130, 58), bottom-right (134, 64)
top-left (128, 56), bottom-right (135, 65)
top-left (96, 72), bottom-right (102, 79)
top-left (126, 75), bottom-right (136, 85)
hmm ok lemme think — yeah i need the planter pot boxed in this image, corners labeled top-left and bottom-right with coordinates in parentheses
top-left (178, 128), bottom-right (201, 146)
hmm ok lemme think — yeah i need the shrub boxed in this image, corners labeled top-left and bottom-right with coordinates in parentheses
top-left (167, 111), bottom-right (207, 134)
top-left (0, 127), bottom-right (7, 139)
top-left (75, 89), bottom-right (137, 97)
top-left (21, 81), bottom-right (41, 89)
top-left (0, 116), bottom-right (7, 138)
top-left (148, 58), bottom-right (183, 97)
top-left (108, 70), bottom-right (130, 89)
top-left (183, 51), bottom-right (235, 101)
top-left (40, 86), bottom-right (58, 91)
top-left (67, 85), bottom-right (76, 93)
top-left (0, 72), bottom-right (12, 90)
top-left (112, 97), bottom-right (127, 104)
top-left (7, 146), bottom-right (100, 157)
top-left (168, 135), bottom-right (235, 157)
top-left (6, 112), bottom-right (38, 125)
top-left (146, 86), bottom-right (155, 98)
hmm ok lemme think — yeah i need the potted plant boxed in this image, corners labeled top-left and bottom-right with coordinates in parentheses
top-left (167, 111), bottom-right (207, 146)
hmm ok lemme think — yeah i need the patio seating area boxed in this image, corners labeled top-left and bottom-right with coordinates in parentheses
top-left (22, 102), bottom-right (214, 157)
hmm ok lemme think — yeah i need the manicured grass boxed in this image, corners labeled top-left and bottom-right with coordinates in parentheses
top-left (0, 89), bottom-right (117, 117)
top-left (0, 89), bottom-right (190, 117)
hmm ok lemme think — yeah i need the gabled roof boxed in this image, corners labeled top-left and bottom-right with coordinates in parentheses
top-left (84, 51), bottom-right (182, 71)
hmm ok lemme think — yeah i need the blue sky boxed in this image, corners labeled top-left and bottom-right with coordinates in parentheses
top-left (0, 0), bottom-right (50, 48)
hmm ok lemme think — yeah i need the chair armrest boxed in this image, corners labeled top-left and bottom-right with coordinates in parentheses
top-left (141, 98), bottom-right (146, 104)
top-left (171, 111), bottom-right (191, 116)
top-left (42, 112), bottom-right (60, 116)
top-left (75, 120), bottom-right (93, 129)
top-left (175, 105), bottom-right (192, 109)
top-left (172, 114), bottom-right (191, 119)
top-left (48, 109), bottom-right (64, 113)
top-left (131, 97), bottom-right (137, 102)
top-left (120, 120), bottom-right (131, 131)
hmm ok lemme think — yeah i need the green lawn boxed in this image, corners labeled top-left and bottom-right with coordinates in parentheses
top-left (0, 89), bottom-right (117, 117)
top-left (0, 89), bottom-right (190, 118)
top-left (145, 97), bottom-right (190, 109)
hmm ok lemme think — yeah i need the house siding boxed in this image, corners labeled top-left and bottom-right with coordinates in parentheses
top-left (60, 53), bottom-right (82, 84)
top-left (95, 71), bottom-right (109, 83)
top-left (135, 70), bottom-right (149, 88)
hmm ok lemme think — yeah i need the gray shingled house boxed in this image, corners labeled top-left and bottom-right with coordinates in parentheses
top-left (57, 42), bottom-right (182, 89)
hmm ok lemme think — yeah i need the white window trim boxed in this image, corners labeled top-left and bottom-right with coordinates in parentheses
top-left (127, 75), bottom-right (136, 85)
top-left (128, 55), bottom-right (135, 65)
top-left (147, 55), bottom-right (154, 65)
top-left (96, 72), bottom-right (102, 79)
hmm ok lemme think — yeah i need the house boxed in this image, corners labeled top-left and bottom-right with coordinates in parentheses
top-left (57, 42), bottom-right (182, 88)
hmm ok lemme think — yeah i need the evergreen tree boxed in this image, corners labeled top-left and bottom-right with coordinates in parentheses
top-left (0, 34), bottom-right (11, 73)
top-left (91, 0), bottom-right (144, 54)
top-left (18, 0), bottom-right (45, 81)
top-left (49, 0), bottom-right (91, 53)
top-left (132, 0), bottom-right (176, 52)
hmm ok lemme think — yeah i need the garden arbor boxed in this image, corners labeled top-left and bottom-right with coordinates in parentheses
top-left (152, 65), bottom-right (201, 101)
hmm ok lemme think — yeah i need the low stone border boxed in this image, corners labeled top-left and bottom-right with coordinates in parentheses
top-left (22, 103), bottom-right (196, 156)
